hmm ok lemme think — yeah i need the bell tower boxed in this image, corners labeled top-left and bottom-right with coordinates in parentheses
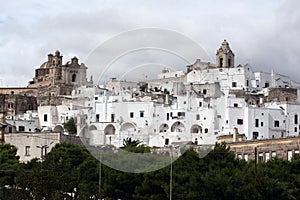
top-left (216, 40), bottom-right (235, 68)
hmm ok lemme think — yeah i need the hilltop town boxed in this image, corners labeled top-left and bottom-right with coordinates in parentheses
top-left (1, 40), bottom-right (300, 162)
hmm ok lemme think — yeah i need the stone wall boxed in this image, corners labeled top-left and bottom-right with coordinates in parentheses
top-left (227, 136), bottom-right (300, 161)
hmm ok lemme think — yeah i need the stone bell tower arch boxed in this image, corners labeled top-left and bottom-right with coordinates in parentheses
top-left (216, 40), bottom-right (235, 68)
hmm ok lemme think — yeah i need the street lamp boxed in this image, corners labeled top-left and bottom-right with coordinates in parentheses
top-left (98, 145), bottom-right (106, 199)
top-left (165, 144), bottom-right (177, 200)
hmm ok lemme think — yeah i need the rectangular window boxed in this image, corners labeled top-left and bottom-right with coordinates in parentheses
top-left (237, 119), bottom-right (243, 125)
top-left (178, 112), bottom-right (185, 118)
top-left (288, 150), bottom-right (293, 161)
top-left (258, 153), bottom-right (264, 162)
top-left (199, 102), bottom-right (202, 107)
top-left (18, 126), bottom-right (25, 132)
top-left (203, 89), bottom-right (207, 95)
top-left (295, 114), bottom-right (298, 124)
top-left (272, 151), bottom-right (277, 158)
top-left (261, 122), bottom-right (264, 127)
top-left (274, 120), bottom-right (280, 127)
top-left (265, 152), bottom-right (270, 162)
top-left (130, 112), bottom-right (134, 118)
top-left (196, 114), bottom-right (200, 120)
top-left (246, 80), bottom-right (249, 87)
top-left (264, 82), bottom-right (270, 88)
top-left (232, 82), bottom-right (237, 87)
top-left (44, 114), bottom-right (48, 122)
top-left (25, 146), bottom-right (30, 156)
top-left (204, 128), bottom-right (208, 133)
top-left (140, 111), bottom-right (144, 118)
top-left (234, 103), bottom-right (238, 107)
top-left (244, 154), bottom-right (248, 161)
top-left (165, 138), bottom-right (169, 145)
top-left (255, 119), bottom-right (259, 127)
top-left (295, 127), bottom-right (298, 133)
top-left (111, 114), bottom-right (115, 122)
top-left (96, 114), bottom-right (100, 122)
top-left (167, 113), bottom-right (169, 121)
top-left (253, 132), bottom-right (259, 139)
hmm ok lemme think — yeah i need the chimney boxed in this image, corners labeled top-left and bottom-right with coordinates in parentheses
top-left (233, 127), bottom-right (238, 142)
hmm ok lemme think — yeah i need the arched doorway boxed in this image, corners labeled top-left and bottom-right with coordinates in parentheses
top-left (171, 121), bottom-right (185, 132)
top-left (104, 124), bottom-right (116, 135)
top-left (190, 124), bottom-right (202, 134)
top-left (159, 123), bottom-right (169, 133)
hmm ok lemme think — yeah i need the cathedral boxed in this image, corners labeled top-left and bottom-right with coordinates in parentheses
top-left (28, 50), bottom-right (89, 105)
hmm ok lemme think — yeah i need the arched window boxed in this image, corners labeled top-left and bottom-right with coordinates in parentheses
top-left (72, 74), bottom-right (76, 82)
top-left (219, 57), bottom-right (223, 67)
top-left (228, 58), bottom-right (231, 67)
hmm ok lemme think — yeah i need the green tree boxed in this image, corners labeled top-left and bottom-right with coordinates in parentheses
top-left (63, 117), bottom-right (77, 134)
top-left (0, 144), bottom-right (21, 199)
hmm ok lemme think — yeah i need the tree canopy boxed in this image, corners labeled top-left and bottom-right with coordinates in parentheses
top-left (0, 142), bottom-right (300, 199)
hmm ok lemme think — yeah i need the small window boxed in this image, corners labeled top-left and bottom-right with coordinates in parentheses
top-left (204, 128), bottom-right (208, 133)
top-left (96, 114), bottom-right (100, 122)
top-left (265, 152), bottom-right (270, 162)
top-left (203, 89), bottom-right (207, 95)
top-left (44, 114), bottom-right (48, 122)
top-left (111, 114), bottom-right (115, 122)
top-left (72, 74), bottom-right (76, 82)
top-left (165, 138), bottom-right (169, 145)
top-left (261, 122), bottom-right (264, 127)
top-left (234, 103), bottom-right (238, 107)
top-left (295, 127), bottom-right (298, 132)
top-left (25, 146), bottom-right (30, 156)
top-left (255, 119), bottom-right (259, 127)
top-left (295, 114), bottom-right (298, 124)
top-left (274, 120), bottom-right (280, 127)
top-left (262, 113), bottom-right (264, 116)
top-left (199, 102), bottom-right (202, 107)
top-left (130, 112), bottom-right (134, 118)
top-left (258, 153), bottom-right (264, 162)
top-left (246, 80), bottom-right (249, 87)
top-left (18, 126), bottom-right (25, 132)
top-left (95, 97), bottom-right (98, 100)
top-left (237, 119), bottom-right (243, 125)
top-left (288, 150), bottom-right (293, 161)
top-left (178, 112), bottom-right (185, 117)
top-left (196, 114), bottom-right (200, 120)
top-left (140, 111), bottom-right (144, 118)
top-left (232, 82), bottom-right (237, 87)
top-left (253, 132), bottom-right (259, 139)
top-left (265, 82), bottom-right (270, 88)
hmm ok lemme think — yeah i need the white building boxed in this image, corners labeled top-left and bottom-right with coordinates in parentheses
top-left (82, 40), bottom-right (300, 147)
top-left (29, 40), bottom-right (300, 148)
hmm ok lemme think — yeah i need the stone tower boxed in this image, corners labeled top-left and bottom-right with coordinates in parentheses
top-left (28, 50), bottom-right (89, 105)
top-left (216, 40), bottom-right (235, 68)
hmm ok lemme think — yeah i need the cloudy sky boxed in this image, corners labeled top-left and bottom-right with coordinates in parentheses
top-left (0, 0), bottom-right (300, 86)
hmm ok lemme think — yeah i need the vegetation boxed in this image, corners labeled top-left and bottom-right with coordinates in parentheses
top-left (0, 142), bottom-right (300, 199)
top-left (63, 117), bottom-right (77, 134)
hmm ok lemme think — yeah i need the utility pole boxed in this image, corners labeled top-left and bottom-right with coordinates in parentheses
top-left (254, 147), bottom-right (258, 185)
top-left (170, 145), bottom-right (173, 200)
top-left (37, 144), bottom-right (49, 199)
